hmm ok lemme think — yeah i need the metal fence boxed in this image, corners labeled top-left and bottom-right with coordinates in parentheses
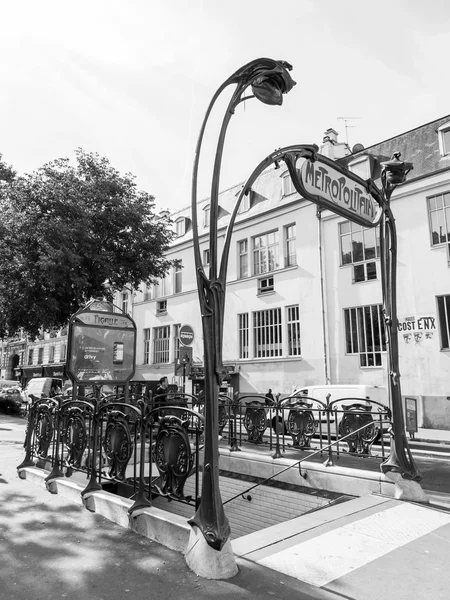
top-left (18, 390), bottom-right (204, 517)
top-left (18, 390), bottom-right (392, 515)
top-left (218, 392), bottom-right (392, 462)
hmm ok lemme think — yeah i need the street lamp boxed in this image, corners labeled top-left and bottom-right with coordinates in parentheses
top-left (188, 59), bottom-right (296, 558)
top-left (377, 153), bottom-right (422, 483)
top-left (187, 62), bottom-right (425, 576)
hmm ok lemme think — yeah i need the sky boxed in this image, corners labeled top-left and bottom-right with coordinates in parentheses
top-left (1, 0), bottom-right (450, 215)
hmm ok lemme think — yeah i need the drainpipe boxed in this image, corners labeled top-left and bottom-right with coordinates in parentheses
top-left (317, 207), bottom-right (331, 384)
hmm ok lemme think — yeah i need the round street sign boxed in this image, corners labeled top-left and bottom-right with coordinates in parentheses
top-left (179, 324), bottom-right (194, 346)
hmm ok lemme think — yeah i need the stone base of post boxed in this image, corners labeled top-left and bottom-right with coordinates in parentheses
top-left (384, 471), bottom-right (430, 503)
top-left (185, 525), bottom-right (238, 579)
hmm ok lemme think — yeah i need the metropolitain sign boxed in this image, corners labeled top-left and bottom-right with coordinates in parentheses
top-left (301, 159), bottom-right (379, 224)
top-left (277, 147), bottom-right (383, 228)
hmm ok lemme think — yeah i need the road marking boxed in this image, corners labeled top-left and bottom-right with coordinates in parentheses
top-left (257, 503), bottom-right (450, 587)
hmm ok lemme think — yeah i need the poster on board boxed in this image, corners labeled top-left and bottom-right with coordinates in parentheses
top-left (68, 322), bottom-right (135, 383)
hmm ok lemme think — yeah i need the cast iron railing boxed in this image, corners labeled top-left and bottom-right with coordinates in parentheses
top-left (19, 390), bottom-right (205, 517)
top-left (18, 390), bottom-right (392, 516)
top-left (222, 419), bottom-right (391, 506)
top-left (210, 393), bottom-right (392, 461)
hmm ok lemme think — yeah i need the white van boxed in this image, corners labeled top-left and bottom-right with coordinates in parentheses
top-left (290, 384), bottom-right (389, 410)
top-left (24, 377), bottom-right (63, 402)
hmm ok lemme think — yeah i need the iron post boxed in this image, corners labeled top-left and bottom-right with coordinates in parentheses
top-left (378, 153), bottom-right (421, 481)
top-left (189, 58), bottom-right (296, 550)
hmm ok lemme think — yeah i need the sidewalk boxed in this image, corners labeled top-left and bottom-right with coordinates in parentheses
top-left (0, 415), bottom-right (346, 600)
top-left (233, 494), bottom-right (450, 600)
top-left (415, 427), bottom-right (450, 444)
top-left (3, 414), bottom-right (450, 599)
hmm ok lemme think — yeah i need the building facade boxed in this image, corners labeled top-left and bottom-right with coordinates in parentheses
top-left (127, 116), bottom-right (450, 430)
top-left (0, 328), bottom-right (68, 386)
top-left (2, 116), bottom-right (449, 429)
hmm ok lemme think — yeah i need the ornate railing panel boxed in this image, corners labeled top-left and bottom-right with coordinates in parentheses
top-left (152, 413), bottom-right (195, 501)
top-left (338, 404), bottom-right (377, 454)
top-left (240, 395), bottom-right (269, 444)
top-left (19, 397), bottom-right (60, 470)
top-left (285, 400), bottom-right (318, 449)
top-left (103, 409), bottom-right (134, 481)
top-left (63, 404), bottom-right (90, 472)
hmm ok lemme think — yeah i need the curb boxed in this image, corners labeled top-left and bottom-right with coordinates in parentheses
top-left (17, 466), bottom-right (191, 554)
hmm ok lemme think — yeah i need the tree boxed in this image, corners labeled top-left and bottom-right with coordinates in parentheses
top-left (0, 149), bottom-right (175, 339)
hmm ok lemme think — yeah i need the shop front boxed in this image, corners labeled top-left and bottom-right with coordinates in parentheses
top-left (42, 365), bottom-right (67, 381)
top-left (21, 366), bottom-right (44, 386)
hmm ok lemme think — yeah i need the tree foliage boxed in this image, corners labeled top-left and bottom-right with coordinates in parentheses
top-left (0, 149), bottom-right (175, 339)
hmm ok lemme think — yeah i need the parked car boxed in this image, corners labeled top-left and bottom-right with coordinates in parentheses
top-left (0, 386), bottom-right (26, 415)
top-left (0, 379), bottom-right (22, 393)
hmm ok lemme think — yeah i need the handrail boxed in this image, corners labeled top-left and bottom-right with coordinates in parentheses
top-left (223, 419), bottom-right (391, 505)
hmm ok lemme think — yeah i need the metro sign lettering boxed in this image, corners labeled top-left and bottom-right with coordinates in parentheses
top-left (297, 155), bottom-right (382, 227)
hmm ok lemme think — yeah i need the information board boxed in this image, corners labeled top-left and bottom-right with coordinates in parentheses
top-left (67, 300), bottom-right (136, 384)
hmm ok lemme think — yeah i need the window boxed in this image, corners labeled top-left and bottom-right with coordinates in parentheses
top-left (237, 191), bottom-right (251, 214)
top-left (339, 221), bottom-right (379, 282)
top-left (153, 326), bottom-right (170, 364)
top-left (49, 346), bottom-right (55, 363)
top-left (437, 295), bottom-right (450, 349)
top-left (28, 349), bottom-right (34, 365)
top-left (428, 192), bottom-right (450, 246)
top-left (38, 347), bottom-right (44, 364)
top-left (174, 262), bottom-right (182, 294)
top-left (438, 122), bottom-right (450, 157)
top-left (257, 276), bottom-right (274, 294)
top-left (287, 305), bottom-right (301, 356)
top-left (144, 284), bottom-right (153, 301)
top-left (203, 205), bottom-right (210, 228)
top-left (238, 239), bottom-right (248, 278)
top-left (344, 304), bottom-right (386, 367)
top-left (157, 300), bottom-right (167, 314)
top-left (253, 308), bottom-right (282, 358)
top-left (173, 324), bottom-right (181, 362)
top-left (144, 328), bottom-right (151, 364)
top-left (121, 292), bottom-right (129, 314)
top-left (284, 224), bottom-right (297, 267)
top-left (175, 217), bottom-right (185, 237)
top-left (203, 249), bottom-right (210, 267)
top-left (282, 173), bottom-right (295, 196)
top-left (238, 313), bottom-right (249, 359)
top-left (348, 156), bottom-right (371, 180)
top-left (60, 344), bottom-right (66, 363)
top-left (155, 277), bottom-right (166, 298)
top-left (252, 231), bottom-right (279, 275)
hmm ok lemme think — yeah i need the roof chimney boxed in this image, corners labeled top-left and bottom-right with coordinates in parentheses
top-left (319, 128), bottom-right (351, 160)
top-left (323, 128), bottom-right (338, 144)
